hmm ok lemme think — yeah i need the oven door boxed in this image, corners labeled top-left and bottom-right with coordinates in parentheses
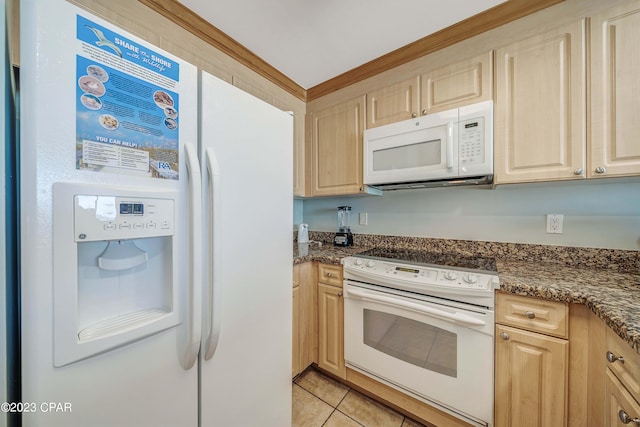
top-left (344, 282), bottom-right (494, 427)
top-left (363, 108), bottom-right (459, 185)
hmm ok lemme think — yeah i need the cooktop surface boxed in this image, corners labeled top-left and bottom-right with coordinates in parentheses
top-left (354, 247), bottom-right (498, 274)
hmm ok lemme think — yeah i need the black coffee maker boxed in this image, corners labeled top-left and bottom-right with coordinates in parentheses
top-left (333, 206), bottom-right (353, 246)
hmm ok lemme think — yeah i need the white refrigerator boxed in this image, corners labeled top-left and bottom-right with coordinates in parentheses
top-left (11, 1), bottom-right (293, 426)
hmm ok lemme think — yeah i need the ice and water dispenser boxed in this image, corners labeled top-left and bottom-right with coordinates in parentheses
top-left (52, 182), bottom-right (181, 366)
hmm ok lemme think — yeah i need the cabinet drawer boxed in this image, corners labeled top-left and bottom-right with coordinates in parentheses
top-left (318, 263), bottom-right (343, 287)
top-left (496, 292), bottom-right (568, 338)
top-left (605, 369), bottom-right (640, 427)
top-left (606, 328), bottom-right (640, 403)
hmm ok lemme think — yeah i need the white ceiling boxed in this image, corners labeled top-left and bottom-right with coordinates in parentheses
top-left (178, 0), bottom-right (506, 89)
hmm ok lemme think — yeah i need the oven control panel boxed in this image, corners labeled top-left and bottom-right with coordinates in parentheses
top-left (342, 256), bottom-right (498, 292)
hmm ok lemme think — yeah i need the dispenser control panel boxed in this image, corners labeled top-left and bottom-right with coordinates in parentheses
top-left (73, 194), bottom-right (175, 242)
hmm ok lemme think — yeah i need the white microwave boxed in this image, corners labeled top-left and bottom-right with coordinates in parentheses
top-left (363, 100), bottom-right (493, 190)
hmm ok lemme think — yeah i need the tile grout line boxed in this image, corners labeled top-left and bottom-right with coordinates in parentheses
top-left (292, 384), bottom-right (335, 427)
top-left (334, 408), bottom-right (368, 427)
top-left (294, 370), bottom-right (352, 410)
top-left (319, 408), bottom-right (335, 427)
top-left (295, 382), bottom-right (349, 410)
top-left (330, 390), bottom-right (368, 426)
top-left (338, 389), bottom-right (409, 427)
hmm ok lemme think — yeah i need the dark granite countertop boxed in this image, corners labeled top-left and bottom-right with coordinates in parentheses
top-left (293, 242), bottom-right (370, 265)
top-left (292, 239), bottom-right (640, 354)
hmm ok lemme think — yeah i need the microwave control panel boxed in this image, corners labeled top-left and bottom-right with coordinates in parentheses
top-left (73, 194), bottom-right (175, 242)
top-left (459, 117), bottom-right (485, 165)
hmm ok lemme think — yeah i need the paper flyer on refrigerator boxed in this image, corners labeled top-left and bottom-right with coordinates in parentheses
top-left (75, 14), bottom-right (181, 179)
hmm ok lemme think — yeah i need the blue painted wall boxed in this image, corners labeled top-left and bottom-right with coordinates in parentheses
top-left (298, 178), bottom-right (640, 250)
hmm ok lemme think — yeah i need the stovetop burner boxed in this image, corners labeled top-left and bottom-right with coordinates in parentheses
top-left (354, 247), bottom-right (497, 274)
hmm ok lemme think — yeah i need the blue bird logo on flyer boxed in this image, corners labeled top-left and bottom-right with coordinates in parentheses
top-left (75, 15), bottom-right (181, 180)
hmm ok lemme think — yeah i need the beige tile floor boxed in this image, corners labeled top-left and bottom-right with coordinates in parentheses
top-left (292, 368), bottom-right (427, 427)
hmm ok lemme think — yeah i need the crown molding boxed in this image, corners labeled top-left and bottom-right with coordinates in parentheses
top-left (138, 0), bottom-right (307, 101)
top-left (306, 0), bottom-right (564, 101)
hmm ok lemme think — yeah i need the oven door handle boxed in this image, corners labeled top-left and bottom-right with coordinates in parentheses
top-left (345, 287), bottom-right (485, 326)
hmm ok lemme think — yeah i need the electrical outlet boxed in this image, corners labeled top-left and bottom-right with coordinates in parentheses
top-left (546, 214), bottom-right (563, 234)
top-left (359, 212), bottom-right (368, 225)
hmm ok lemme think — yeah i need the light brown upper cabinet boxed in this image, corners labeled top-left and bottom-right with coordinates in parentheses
top-left (494, 20), bottom-right (587, 184)
top-left (496, 2), bottom-right (640, 185)
top-left (309, 96), bottom-right (367, 196)
top-left (366, 77), bottom-right (420, 129)
top-left (590, 2), bottom-right (640, 179)
top-left (420, 51), bottom-right (493, 115)
top-left (366, 52), bottom-right (493, 129)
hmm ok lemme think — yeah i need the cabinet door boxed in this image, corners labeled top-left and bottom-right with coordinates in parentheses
top-left (494, 20), bottom-right (586, 184)
top-left (366, 77), bottom-right (420, 129)
top-left (605, 370), bottom-right (640, 427)
top-left (590, 3), bottom-right (640, 178)
top-left (292, 285), bottom-right (300, 378)
top-left (310, 96), bottom-right (366, 196)
top-left (298, 262), bottom-right (317, 369)
top-left (421, 51), bottom-right (493, 114)
top-left (495, 324), bottom-right (568, 427)
top-left (318, 282), bottom-right (346, 379)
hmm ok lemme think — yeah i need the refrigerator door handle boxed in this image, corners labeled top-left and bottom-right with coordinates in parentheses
top-left (183, 142), bottom-right (203, 370)
top-left (204, 147), bottom-right (222, 361)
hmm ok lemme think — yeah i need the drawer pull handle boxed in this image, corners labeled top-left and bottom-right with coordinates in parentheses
top-left (618, 409), bottom-right (640, 425)
top-left (500, 332), bottom-right (510, 340)
top-left (524, 311), bottom-right (536, 319)
top-left (326, 272), bottom-right (333, 277)
top-left (606, 351), bottom-right (625, 364)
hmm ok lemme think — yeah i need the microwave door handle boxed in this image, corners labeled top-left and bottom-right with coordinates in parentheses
top-left (446, 123), bottom-right (454, 170)
top-left (345, 287), bottom-right (485, 326)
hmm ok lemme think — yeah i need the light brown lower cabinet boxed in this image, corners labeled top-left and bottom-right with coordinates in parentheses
top-left (602, 322), bottom-right (640, 427)
top-left (292, 284), bottom-right (299, 378)
top-left (317, 282), bottom-right (346, 379)
top-left (317, 263), bottom-right (346, 379)
top-left (494, 293), bottom-right (571, 427)
top-left (292, 262), bottom-right (317, 378)
top-left (495, 324), bottom-right (568, 426)
top-left (605, 370), bottom-right (640, 427)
